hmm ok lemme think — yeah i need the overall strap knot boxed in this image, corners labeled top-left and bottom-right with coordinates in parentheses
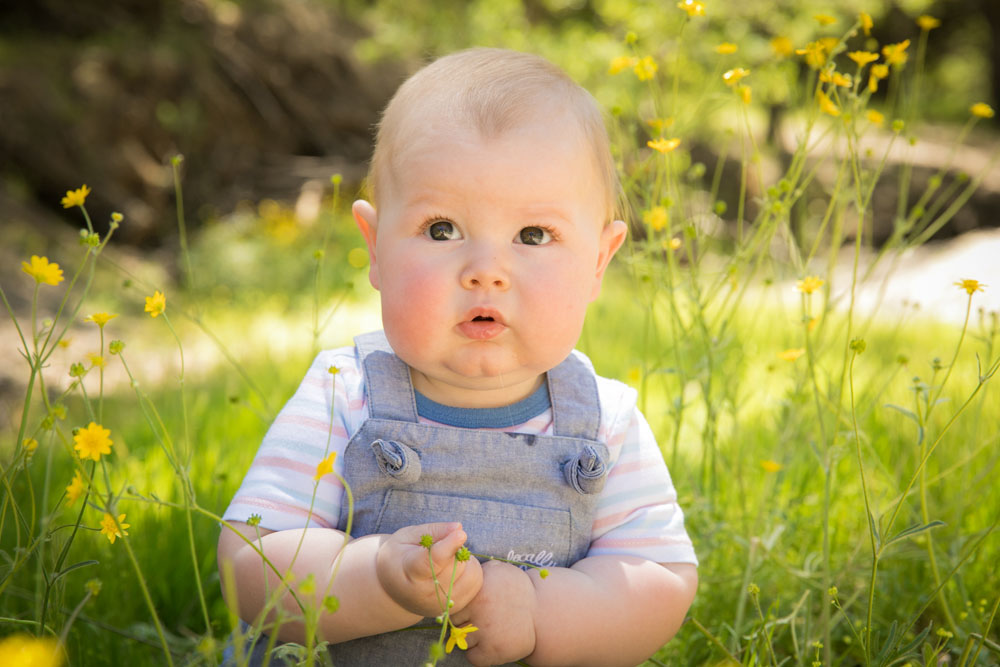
top-left (563, 444), bottom-right (607, 495)
top-left (371, 439), bottom-right (422, 483)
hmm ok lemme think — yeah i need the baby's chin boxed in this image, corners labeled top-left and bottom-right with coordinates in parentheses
top-left (409, 362), bottom-right (547, 408)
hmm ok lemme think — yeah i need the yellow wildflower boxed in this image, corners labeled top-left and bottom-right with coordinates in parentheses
top-left (715, 42), bottom-right (738, 55)
top-left (58, 338), bottom-right (72, 349)
top-left (814, 14), bottom-right (837, 26)
top-left (954, 279), bottom-right (986, 295)
top-left (796, 41), bottom-right (828, 69)
top-left (145, 290), bottom-right (166, 318)
top-left (23, 437), bottom-right (39, 454)
top-left (21, 255), bottom-right (64, 286)
top-left (917, 15), bottom-right (940, 31)
top-left (819, 70), bottom-right (852, 87)
top-left (676, 0), bottom-right (705, 17)
top-left (817, 90), bottom-right (841, 117)
top-left (797, 275), bottom-right (825, 294)
top-left (866, 109), bottom-right (885, 126)
top-left (847, 51), bottom-right (879, 68)
top-left (777, 348), bottom-right (806, 362)
top-left (771, 36), bottom-right (793, 57)
top-left (314, 451), bottom-right (337, 481)
top-left (66, 470), bottom-right (86, 506)
top-left (859, 12), bottom-right (873, 36)
top-left (74, 422), bottom-right (113, 461)
top-left (85, 312), bottom-right (117, 327)
top-left (648, 137), bottom-right (681, 153)
top-left (446, 624), bottom-right (479, 653)
top-left (643, 207), bottom-right (668, 231)
top-left (882, 40), bottom-right (910, 67)
top-left (633, 56), bottom-right (658, 81)
top-left (738, 85), bottom-right (752, 105)
top-left (868, 64), bottom-right (889, 93)
top-left (970, 103), bottom-right (995, 119)
top-left (723, 67), bottom-right (750, 87)
top-left (87, 353), bottom-right (105, 369)
top-left (0, 634), bottom-right (64, 667)
top-left (668, 237), bottom-right (683, 250)
top-left (608, 55), bottom-right (639, 75)
top-left (807, 316), bottom-right (820, 332)
top-left (760, 459), bottom-right (784, 472)
top-left (100, 513), bottom-right (130, 545)
top-left (60, 185), bottom-right (91, 209)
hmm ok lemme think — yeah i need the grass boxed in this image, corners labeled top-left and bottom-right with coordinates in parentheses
top-left (3, 5), bottom-right (1000, 666)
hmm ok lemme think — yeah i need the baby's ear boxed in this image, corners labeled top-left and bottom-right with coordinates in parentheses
top-left (590, 219), bottom-right (627, 301)
top-left (352, 200), bottom-right (380, 290)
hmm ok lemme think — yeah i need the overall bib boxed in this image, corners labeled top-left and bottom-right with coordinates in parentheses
top-left (239, 331), bottom-right (609, 666)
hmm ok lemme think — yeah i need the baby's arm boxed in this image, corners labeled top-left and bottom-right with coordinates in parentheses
top-left (452, 555), bottom-right (696, 666)
top-left (217, 520), bottom-right (483, 644)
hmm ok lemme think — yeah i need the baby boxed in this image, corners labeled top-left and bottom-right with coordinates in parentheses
top-left (218, 47), bottom-right (697, 666)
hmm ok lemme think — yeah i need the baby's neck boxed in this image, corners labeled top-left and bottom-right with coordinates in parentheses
top-left (408, 369), bottom-right (545, 409)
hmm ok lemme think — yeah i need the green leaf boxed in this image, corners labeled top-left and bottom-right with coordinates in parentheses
top-left (52, 559), bottom-right (99, 583)
top-left (884, 521), bottom-right (945, 548)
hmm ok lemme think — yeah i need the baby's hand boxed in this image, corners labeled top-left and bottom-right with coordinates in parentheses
top-left (375, 522), bottom-right (483, 618)
top-left (449, 559), bottom-right (537, 666)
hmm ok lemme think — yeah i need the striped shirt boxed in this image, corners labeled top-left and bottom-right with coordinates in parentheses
top-left (224, 346), bottom-right (697, 565)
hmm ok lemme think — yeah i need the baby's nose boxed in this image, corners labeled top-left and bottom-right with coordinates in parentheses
top-left (460, 250), bottom-right (510, 290)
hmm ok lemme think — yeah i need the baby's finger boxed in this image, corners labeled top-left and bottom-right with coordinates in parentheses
top-left (394, 521), bottom-right (463, 547)
top-left (428, 525), bottom-right (468, 565)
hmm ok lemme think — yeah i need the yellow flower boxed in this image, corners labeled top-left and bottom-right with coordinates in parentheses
top-left (796, 41), bottom-right (828, 69)
top-left (648, 137), bottom-right (681, 154)
top-left (882, 40), bottom-right (910, 67)
top-left (643, 207), bottom-right (668, 231)
top-left (819, 70), bottom-right (852, 87)
top-left (608, 55), bottom-right (638, 75)
top-left (715, 42), bottom-right (738, 55)
top-left (777, 348), bottom-right (806, 362)
top-left (314, 451), bottom-right (337, 481)
top-left (87, 353), bottom-right (105, 369)
top-left (847, 51), bottom-right (879, 68)
top-left (60, 185), bottom-right (91, 209)
top-left (797, 275), bottom-right (825, 294)
top-left (771, 36), bottom-right (793, 57)
top-left (807, 316), bottom-right (820, 332)
top-left (0, 634), bottom-right (64, 667)
top-left (633, 56), bottom-right (658, 81)
top-left (859, 12), bottom-right (873, 36)
top-left (866, 109), bottom-right (885, 126)
top-left (58, 338), bottom-right (72, 349)
top-left (722, 67), bottom-right (750, 87)
top-left (676, 0), bottom-right (705, 17)
top-left (144, 290), bottom-right (166, 318)
top-left (66, 470), bottom-right (86, 506)
top-left (814, 14), bottom-right (837, 26)
top-left (816, 90), bottom-right (841, 117)
top-left (74, 422), bottom-right (113, 461)
top-left (954, 279), bottom-right (986, 295)
top-left (446, 624), bottom-right (479, 653)
top-left (668, 237), bottom-right (683, 250)
top-left (760, 459), bottom-right (784, 472)
top-left (23, 438), bottom-right (39, 454)
top-left (100, 513), bottom-right (130, 544)
top-left (868, 64), bottom-right (889, 93)
top-left (738, 85), bottom-right (752, 105)
top-left (21, 255), bottom-right (65, 286)
top-left (85, 312), bottom-right (117, 327)
top-left (970, 103), bottom-right (995, 119)
top-left (917, 15), bottom-right (940, 31)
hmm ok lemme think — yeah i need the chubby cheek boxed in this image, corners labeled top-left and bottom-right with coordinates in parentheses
top-left (378, 258), bottom-right (451, 351)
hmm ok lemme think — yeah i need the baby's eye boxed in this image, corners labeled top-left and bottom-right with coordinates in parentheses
top-left (517, 226), bottom-right (553, 246)
top-left (425, 220), bottom-right (461, 241)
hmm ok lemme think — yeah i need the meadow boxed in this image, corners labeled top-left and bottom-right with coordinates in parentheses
top-left (3, 3), bottom-right (1000, 666)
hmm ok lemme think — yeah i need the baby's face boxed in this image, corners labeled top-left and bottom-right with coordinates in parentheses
top-left (354, 112), bottom-right (626, 408)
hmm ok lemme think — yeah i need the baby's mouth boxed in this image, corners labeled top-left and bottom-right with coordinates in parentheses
top-left (472, 315), bottom-right (494, 322)
top-left (458, 311), bottom-right (506, 340)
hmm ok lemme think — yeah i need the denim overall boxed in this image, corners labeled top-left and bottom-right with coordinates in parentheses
top-left (236, 331), bottom-right (608, 666)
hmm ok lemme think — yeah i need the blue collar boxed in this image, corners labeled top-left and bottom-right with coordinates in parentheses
top-left (414, 381), bottom-right (551, 428)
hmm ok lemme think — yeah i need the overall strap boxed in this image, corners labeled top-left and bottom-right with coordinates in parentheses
top-left (354, 330), bottom-right (419, 423)
top-left (547, 353), bottom-right (601, 441)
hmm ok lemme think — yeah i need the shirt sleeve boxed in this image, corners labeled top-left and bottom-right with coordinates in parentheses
top-left (587, 380), bottom-right (698, 565)
top-left (222, 347), bottom-right (363, 532)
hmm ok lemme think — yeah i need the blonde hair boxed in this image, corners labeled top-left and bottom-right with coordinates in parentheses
top-left (367, 47), bottom-right (620, 221)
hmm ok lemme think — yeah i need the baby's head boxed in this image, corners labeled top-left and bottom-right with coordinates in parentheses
top-left (353, 48), bottom-right (627, 408)
top-left (369, 47), bottom-right (620, 223)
